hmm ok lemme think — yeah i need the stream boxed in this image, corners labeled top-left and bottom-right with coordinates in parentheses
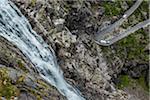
top-left (0, 0), bottom-right (85, 100)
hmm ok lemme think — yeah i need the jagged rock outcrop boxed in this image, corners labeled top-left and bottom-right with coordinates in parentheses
top-left (0, 0), bottom-right (148, 100)
top-left (9, 0), bottom-right (130, 100)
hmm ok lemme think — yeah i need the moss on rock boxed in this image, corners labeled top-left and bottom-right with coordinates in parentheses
top-left (117, 74), bottom-right (149, 93)
top-left (0, 68), bottom-right (20, 99)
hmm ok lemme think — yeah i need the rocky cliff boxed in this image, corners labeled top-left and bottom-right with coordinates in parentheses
top-left (0, 0), bottom-right (149, 100)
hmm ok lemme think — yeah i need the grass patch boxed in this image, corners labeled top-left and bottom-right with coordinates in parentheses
top-left (138, 75), bottom-right (149, 92)
top-left (117, 75), bottom-right (130, 89)
top-left (102, 1), bottom-right (123, 17)
top-left (100, 0), bottom-right (149, 94)
top-left (117, 74), bottom-right (149, 92)
top-left (102, 29), bottom-right (149, 63)
top-left (116, 29), bottom-right (149, 62)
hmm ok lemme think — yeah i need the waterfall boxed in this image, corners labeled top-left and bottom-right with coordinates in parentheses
top-left (0, 0), bottom-right (85, 100)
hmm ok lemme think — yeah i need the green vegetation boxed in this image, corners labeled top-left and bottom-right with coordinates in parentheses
top-left (122, 1), bottom-right (148, 28)
top-left (102, 29), bottom-right (149, 92)
top-left (17, 60), bottom-right (26, 71)
top-left (102, 1), bottom-right (123, 16)
top-left (116, 29), bottom-right (149, 62)
top-left (117, 75), bottom-right (149, 92)
top-left (117, 75), bottom-right (130, 89)
top-left (101, 0), bottom-right (149, 93)
top-left (102, 1), bottom-right (148, 24)
top-left (101, 0), bottom-right (149, 62)
top-left (138, 75), bottom-right (149, 92)
top-left (102, 28), bottom-right (148, 63)
top-left (133, 1), bottom-right (148, 21)
top-left (0, 68), bottom-right (19, 99)
top-left (31, 0), bottom-right (36, 6)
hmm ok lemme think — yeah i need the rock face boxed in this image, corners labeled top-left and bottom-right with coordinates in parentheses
top-left (0, 0), bottom-right (148, 100)
top-left (0, 37), bottom-right (65, 99)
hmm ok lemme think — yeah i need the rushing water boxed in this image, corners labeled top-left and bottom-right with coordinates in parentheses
top-left (0, 0), bottom-right (84, 100)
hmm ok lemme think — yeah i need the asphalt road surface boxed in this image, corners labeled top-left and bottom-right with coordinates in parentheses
top-left (94, 0), bottom-right (146, 46)
top-left (96, 19), bottom-right (150, 46)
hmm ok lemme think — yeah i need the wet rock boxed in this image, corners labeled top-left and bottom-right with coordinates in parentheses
top-left (0, 65), bottom-right (65, 99)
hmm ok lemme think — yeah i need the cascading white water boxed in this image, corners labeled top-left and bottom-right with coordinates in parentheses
top-left (0, 0), bottom-right (85, 100)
